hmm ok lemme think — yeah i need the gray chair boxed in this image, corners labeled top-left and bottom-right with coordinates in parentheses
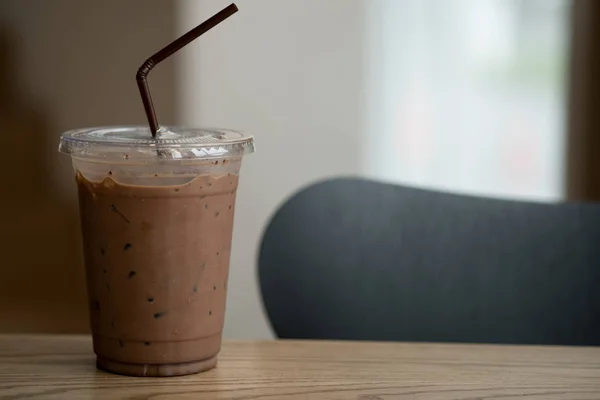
top-left (258, 178), bottom-right (600, 345)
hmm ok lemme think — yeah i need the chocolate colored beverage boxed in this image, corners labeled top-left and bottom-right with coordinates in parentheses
top-left (59, 127), bottom-right (254, 376)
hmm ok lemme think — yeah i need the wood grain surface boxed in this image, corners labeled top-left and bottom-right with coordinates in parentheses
top-left (1, 335), bottom-right (599, 399)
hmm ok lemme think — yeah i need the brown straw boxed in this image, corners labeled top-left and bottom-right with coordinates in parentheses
top-left (137, 3), bottom-right (239, 137)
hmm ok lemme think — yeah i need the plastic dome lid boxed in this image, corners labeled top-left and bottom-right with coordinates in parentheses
top-left (59, 126), bottom-right (255, 161)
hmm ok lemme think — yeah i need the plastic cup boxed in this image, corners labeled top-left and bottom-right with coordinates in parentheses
top-left (59, 126), bottom-right (254, 377)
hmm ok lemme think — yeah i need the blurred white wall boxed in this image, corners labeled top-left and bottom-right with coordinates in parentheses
top-left (178, 0), bottom-right (367, 339)
top-left (365, 0), bottom-right (569, 201)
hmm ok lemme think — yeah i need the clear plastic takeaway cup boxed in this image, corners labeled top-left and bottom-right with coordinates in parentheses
top-left (58, 126), bottom-right (254, 377)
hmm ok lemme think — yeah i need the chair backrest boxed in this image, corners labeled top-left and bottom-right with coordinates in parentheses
top-left (258, 178), bottom-right (600, 345)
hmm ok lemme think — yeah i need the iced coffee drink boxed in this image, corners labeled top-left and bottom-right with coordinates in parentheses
top-left (59, 126), bottom-right (254, 376)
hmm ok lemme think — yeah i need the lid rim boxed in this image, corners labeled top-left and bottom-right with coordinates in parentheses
top-left (59, 126), bottom-right (255, 161)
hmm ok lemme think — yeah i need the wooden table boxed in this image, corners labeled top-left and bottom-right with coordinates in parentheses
top-left (1, 335), bottom-right (599, 399)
